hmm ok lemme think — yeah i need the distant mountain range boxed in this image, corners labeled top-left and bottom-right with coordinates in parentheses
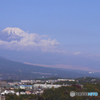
top-left (0, 57), bottom-right (100, 80)
top-left (0, 27), bottom-right (100, 79)
top-left (0, 27), bottom-right (100, 73)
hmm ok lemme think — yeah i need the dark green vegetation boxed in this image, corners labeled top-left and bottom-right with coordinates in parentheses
top-left (6, 83), bottom-right (100, 100)
top-left (0, 57), bottom-right (100, 80)
top-left (53, 77), bottom-right (100, 85)
top-left (6, 94), bottom-right (40, 100)
top-left (76, 77), bottom-right (100, 83)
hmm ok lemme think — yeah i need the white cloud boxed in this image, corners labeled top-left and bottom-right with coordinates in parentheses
top-left (0, 27), bottom-right (59, 52)
top-left (74, 52), bottom-right (82, 55)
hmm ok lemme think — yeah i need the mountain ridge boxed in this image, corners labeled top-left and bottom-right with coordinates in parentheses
top-left (0, 56), bottom-right (100, 80)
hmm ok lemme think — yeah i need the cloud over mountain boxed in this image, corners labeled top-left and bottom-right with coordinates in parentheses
top-left (0, 27), bottom-right (59, 52)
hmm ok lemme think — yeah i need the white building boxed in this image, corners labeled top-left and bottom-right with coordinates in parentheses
top-left (57, 79), bottom-right (75, 82)
top-left (1, 90), bottom-right (15, 95)
top-left (33, 84), bottom-right (61, 89)
top-left (21, 80), bottom-right (35, 84)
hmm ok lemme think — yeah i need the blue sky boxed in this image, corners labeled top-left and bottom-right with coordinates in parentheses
top-left (0, 0), bottom-right (100, 72)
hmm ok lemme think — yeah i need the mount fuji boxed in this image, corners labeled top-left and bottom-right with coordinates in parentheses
top-left (0, 27), bottom-right (59, 51)
top-left (0, 27), bottom-right (27, 42)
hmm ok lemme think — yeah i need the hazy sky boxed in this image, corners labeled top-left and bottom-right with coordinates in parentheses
top-left (0, 0), bottom-right (100, 71)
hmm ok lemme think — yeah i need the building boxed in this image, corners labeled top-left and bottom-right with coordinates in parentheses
top-left (33, 84), bottom-right (61, 89)
top-left (21, 80), bottom-right (35, 84)
top-left (0, 81), bottom-right (7, 87)
top-left (57, 79), bottom-right (75, 82)
top-left (20, 85), bottom-right (33, 89)
top-left (0, 95), bottom-right (5, 100)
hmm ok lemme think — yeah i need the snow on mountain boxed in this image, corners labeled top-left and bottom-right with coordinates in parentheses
top-left (0, 27), bottom-right (28, 41)
top-left (0, 27), bottom-right (59, 52)
top-left (2, 27), bottom-right (27, 37)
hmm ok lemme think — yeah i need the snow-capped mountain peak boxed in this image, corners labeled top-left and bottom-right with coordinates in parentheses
top-left (0, 27), bottom-right (28, 41)
top-left (2, 27), bottom-right (26, 37)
